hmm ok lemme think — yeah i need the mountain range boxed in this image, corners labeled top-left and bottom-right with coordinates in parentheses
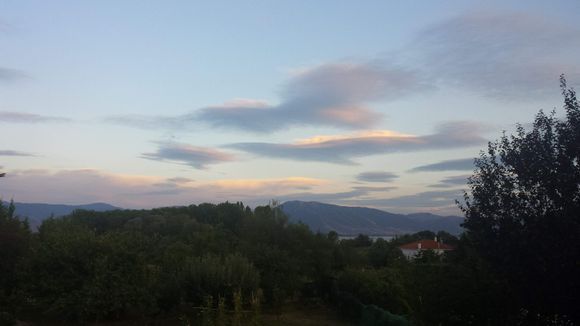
top-left (280, 201), bottom-right (463, 235)
top-left (6, 202), bottom-right (119, 229)
top-left (7, 200), bottom-right (463, 235)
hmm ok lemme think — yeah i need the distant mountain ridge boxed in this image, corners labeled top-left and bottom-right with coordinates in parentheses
top-left (280, 200), bottom-right (463, 235)
top-left (6, 202), bottom-right (119, 229)
top-left (6, 200), bottom-right (463, 235)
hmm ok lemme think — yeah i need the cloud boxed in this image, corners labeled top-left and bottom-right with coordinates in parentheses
top-left (105, 10), bottom-right (580, 134)
top-left (428, 175), bottom-right (471, 188)
top-left (0, 68), bottom-right (25, 82)
top-left (347, 189), bottom-right (464, 215)
top-left (356, 171), bottom-right (398, 183)
top-left (279, 185), bottom-right (397, 203)
top-left (0, 168), bottom-right (462, 215)
top-left (103, 114), bottom-right (183, 130)
top-left (229, 121), bottom-right (486, 164)
top-left (166, 177), bottom-right (194, 184)
top-left (0, 150), bottom-right (35, 157)
top-left (107, 62), bottom-right (425, 133)
top-left (0, 169), bottom-right (326, 208)
top-left (414, 11), bottom-right (580, 98)
top-left (409, 158), bottom-right (475, 172)
top-left (0, 111), bottom-right (70, 123)
top-left (198, 63), bottom-right (424, 132)
top-left (141, 141), bottom-right (235, 169)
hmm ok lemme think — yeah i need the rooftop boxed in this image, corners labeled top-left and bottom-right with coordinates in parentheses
top-left (398, 239), bottom-right (455, 250)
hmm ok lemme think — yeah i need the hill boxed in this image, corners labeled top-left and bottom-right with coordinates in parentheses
top-left (8, 202), bottom-right (119, 229)
top-left (280, 200), bottom-right (463, 235)
top-left (6, 200), bottom-right (463, 235)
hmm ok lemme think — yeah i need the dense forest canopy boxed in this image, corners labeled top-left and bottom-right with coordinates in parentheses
top-left (0, 200), bottom-right (507, 325)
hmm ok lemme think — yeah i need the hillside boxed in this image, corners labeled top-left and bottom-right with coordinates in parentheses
top-left (8, 202), bottom-right (119, 229)
top-left (280, 200), bottom-right (463, 235)
top-left (6, 200), bottom-right (463, 234)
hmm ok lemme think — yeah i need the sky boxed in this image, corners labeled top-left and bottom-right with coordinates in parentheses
top-left (1, 0), bottom-right (579, 215)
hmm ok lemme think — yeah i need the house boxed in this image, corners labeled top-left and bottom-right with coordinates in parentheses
top-left (398, 238), bottom-right (455, 259)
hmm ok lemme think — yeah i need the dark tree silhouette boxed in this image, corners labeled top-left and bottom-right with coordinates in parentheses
top-left (460, 76), bottom-right (580, 322)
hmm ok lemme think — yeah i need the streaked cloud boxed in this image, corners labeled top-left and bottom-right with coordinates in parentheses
top-left (279, 185), bottom-right (397, 203)
top-left (0, 169), bottom-right (327, 208)
top-left (0, 169), bottom-right (161, 206)
top-left (348, 189), bottom-right (464, 215)
top-left (210, 177), bottom-right (323, 191)
top-left (356, 171), bottom-right (399, 183)
top-left (229, 121), bottom-right (486, 164)
top-left (107, 62), bottom-right (425, 133)
top-left (103, 114), bottom-right (182, 130)
top-left (0, 150), bottom-right (35, 157)
top-left (414, 11), bottom-right (580, 98)
top-left (0, 168), bottom-right (458, 215)
top-left (0, 68), bottom-right (25, 82)
top-left (428, 175), bottom-right (471, 188)
top-left (0, 111), bottom-right (70, 123)
top-left (141, 141), bottom-right (235, 169)
top-left (166, 177), bottom-right (194, 184)
top-left (409, 158), bottom-right (475, 172)
top-left (105, 10), bottom-right (580, 135)
top-left (199, 63), bottom-right (424, 132)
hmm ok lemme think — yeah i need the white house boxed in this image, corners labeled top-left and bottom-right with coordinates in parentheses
top-left (398, 238), bottom-right (455, 259)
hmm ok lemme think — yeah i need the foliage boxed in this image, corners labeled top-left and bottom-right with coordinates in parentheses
top-left (337, 268), bottom-right (411, 316)
top-left (2, 195), bottom-right (518, 325)
top-left (361, 304), bottom-right (411, 326)
top-left (367, 238), bottom-right (406, 268)
top-left (0, 200), bottom-right (30, 322)
top-left (460, 76), bottom-right (580, 322)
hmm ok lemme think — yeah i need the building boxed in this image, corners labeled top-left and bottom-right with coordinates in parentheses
top-left (398, 238), bottom-right (455, 259)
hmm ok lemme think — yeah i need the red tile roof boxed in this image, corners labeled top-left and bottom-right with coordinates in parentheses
top-left (398, 239), bottom-right (455, 250)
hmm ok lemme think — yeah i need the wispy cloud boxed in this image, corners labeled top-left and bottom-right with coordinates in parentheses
top-left (105, 10), bottom-right (580, 135)
top-left (229, 121), bottom-right (486, 164)
top-left (2, 168), bottom-right (463, 214)
top-left (279, 185), bottom-right (397, 203)
top-left (414, 11), bottom-right (580, 98)
top-left (107, 62), bottom-right (425, 133)
top-left (166, 177), bottom-right (194, 184)
top-left (348, 189), bottom-right (464, 215)
top-left (0, 111), bottom-right (70, 123)
top-left (409, 158), bottom-right (475, 172)
top-left (0, 68), bottom-right (25, 82)
top-left (103, 114), bottom-right (182, 130)
top-left (141, 141), bottom-right (235, 169)
top-left (0, 169), bottom-right (326, 208)
top-left (198, 63), bottom-right (424, 132)
top-left (0, 150), bottom-right (35, 157)
top-left (210, 177), bottom-right (324, 193)
top-left (428, 175), bottom-right (471, 188)
top-left (356, 171), bottom-right (399, 183)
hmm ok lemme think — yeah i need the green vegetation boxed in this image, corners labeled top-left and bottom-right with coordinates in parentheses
top-left (460, 76), bottom-right (580, 324)
top-left (0, 199), bottom-right (522, 325)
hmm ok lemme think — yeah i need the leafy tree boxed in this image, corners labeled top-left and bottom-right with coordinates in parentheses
top-left (460, 76), bottom-right (580, 322)
top-left (351, 234), bottom-right (373, 247)
top-left (0, 201), bottom-right (30, 320)
top-left (337, 268), bottom-right (411, 315)
top-left (367, 238), bottom-right (405, 268)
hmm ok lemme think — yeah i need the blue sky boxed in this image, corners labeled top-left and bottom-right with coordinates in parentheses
top-left (1, 0), bottom-right (579, 214)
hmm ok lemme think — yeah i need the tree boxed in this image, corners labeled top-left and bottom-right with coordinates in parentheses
top-left (0, 200), bottom-right (30, 319)
top-left (460, 76), bottom-right (580, 322)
